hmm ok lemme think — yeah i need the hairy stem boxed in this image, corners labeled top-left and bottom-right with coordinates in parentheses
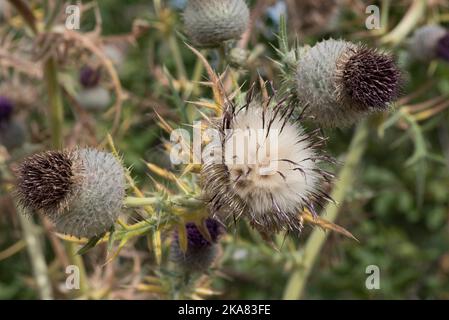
top-left (283, 120), bottom-right (369, 300)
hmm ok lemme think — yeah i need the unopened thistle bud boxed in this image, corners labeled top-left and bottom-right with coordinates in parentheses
top-left (183, 0), bottom-right (250, 48)
top-left (171, 218), bottom-right (223, 272)
top-left (15, 148), bottom-right (126, 238)
top-left (409, 25), bottom-right (449, 62)
top-left (296, 39), bottom-right (401, 127)
top-left (0, 96), bottom-right (25, 150)
top-left (76, 66), bottom-right (111, 112)
top-left (201, 96), bottom-right (333, 237)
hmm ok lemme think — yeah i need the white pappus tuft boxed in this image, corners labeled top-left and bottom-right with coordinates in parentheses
top-left (201, 90), bottom-right (333, 237)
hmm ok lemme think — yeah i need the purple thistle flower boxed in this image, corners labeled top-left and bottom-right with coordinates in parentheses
top-left (171, 218), bottom-right (223, 272)
top-left (79, 66), bottom-right (101, 88)
top-left (437, 33), bottom-right (449, 62)
top-left (0, 96), bottom-right (13, 123)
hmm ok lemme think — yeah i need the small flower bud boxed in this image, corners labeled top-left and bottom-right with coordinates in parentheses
top-left (0, 96), bottom-right (25, 150)
top-left (201, 98), bottom-right (333, 237)
top-left (409, 25), bottom-right (449, 62)
top-left (77, 67), bottom-right (111, 112)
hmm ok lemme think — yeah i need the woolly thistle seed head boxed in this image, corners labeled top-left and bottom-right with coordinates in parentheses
top-left (296, 39), bottom-right (401, 127)
top-left (77, 67), bottom-right (111, 111)
top-left (201, 97), bottom-right (332, 237)
top-left (171, 218), bottom-right (223, 272)
top-left (409, 25), bottom-right (448, 62)
top-left (183, 0), bottom-right (249, 48)
top-left (15, 148), bottom-right (126, 238)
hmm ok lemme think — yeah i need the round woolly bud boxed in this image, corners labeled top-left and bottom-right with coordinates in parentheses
top-left (183, 0), bottom-right (249, 47)
top-left (436, 33), bottom-right (449, 62)
top-left (0, 120), bottom-right (26, 150)
top-left (79, 66), bottom-right (101, 88)
top-left (0, 96), bottom-right (13, 123)
top-left (409, 25), bottom-right (447, 62)
top-left (76, 87), bottom-right (111, 112)
top-left (202, 101), bottom-right (332, 236)
top-left (296, 39), bottom-right (400, 127)
top-left (170, 218), bottom-right (223, 272)
top-left (15, 149), bottom-right (126, 238)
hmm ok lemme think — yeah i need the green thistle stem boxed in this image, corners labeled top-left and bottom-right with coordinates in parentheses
top-left (44, 58), bottom-right (64, 149)
top-left (283, 120), bottom-right (369, 300)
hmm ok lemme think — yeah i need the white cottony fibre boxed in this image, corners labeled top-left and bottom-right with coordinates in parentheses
top-left (223, 104), bottom-right (320, 221)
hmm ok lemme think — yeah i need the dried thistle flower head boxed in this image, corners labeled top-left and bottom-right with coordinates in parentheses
top-left (15, 148), bottom-right (126, 238)
top-left (409, 25), bottom-right (448, 62)
top-left (296, 39), bottom-right (401, 127)
top-left (202, 95), bottom-right (333, 237)
top-left (171, 218), bottom-right (223, 272)
top-left (286, 0), bottom-right (340, 37)
top-left (0, 96), bottom-right (13, 123)
top-left (183, 0), bottom-right (249, 48)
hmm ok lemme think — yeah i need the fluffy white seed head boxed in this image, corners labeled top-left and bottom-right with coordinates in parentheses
top-left (202, 98), bottom-right (332, 236)
top-left (0, 121), bottom-right (26, 150)
top-left (183, 0), bottom-right (250, 48)
top-left (409, 25), bottom-right (447, 62)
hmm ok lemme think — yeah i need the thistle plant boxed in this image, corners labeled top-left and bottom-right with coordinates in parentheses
top-left (2, 0), bottom-right (448, 301)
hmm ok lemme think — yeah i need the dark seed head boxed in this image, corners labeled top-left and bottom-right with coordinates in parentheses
top-left (437, 32), bottom-right (449, 62)
top-left (342, 47), bottom-right (401, 110)
top-left (0, 96), bottom-right (13, 123)
top-left (79, 66), bottom-right (101, 88)
top-left (15, 151), bottom-right (77, 213)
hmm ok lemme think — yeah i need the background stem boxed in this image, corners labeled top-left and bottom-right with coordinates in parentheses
top-left (283, 120), bottom-right (369, 300)
top-left (18, 209), bottom-right (53, 300)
